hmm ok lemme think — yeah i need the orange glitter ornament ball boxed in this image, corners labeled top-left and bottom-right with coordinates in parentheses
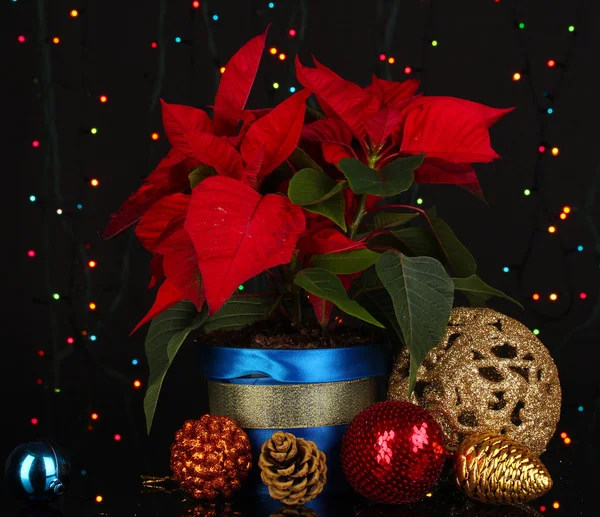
top-left (170, 415), bottom-right (252, 500)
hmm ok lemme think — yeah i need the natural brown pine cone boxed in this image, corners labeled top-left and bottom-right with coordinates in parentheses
top-left (268, 506), bottom-right (319, 517)
top-left (258, 431), bottom-right (327, 505)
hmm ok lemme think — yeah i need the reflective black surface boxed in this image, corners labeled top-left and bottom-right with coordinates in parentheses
top-left (2, 347), bottom-right (598, 516)
top-left (2, 424), bottom-right (598, 517)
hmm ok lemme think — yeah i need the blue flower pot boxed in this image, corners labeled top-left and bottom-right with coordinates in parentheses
top-left (198, 343), bottom-right (392, 500)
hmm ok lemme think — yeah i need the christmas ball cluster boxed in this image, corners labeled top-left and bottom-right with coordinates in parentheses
top-left (162, 309), bottom-right (559, 508)
top-left (170, 415), bottom-right (252, 500)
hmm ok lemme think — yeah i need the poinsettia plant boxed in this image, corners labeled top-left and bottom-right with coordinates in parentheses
top-left (103, 28), bottom-right (520, 432)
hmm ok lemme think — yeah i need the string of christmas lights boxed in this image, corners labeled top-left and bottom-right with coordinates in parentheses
top-left (556, 164), bottom-right (600, 353)
top-left (21, 0), bottom-right (302, 460)
top-left (497, 2), bottom-right (598, 510)
top-left (101, 0), bottom-right (168, 331)
top-left (280, 0), bottom-right (308, 99)
top-left (374, 0), bottom-right (402, 82)
top-left (17, 4), bottom-right (597, 498)
top-left (34, 0), bottom-right (63, 434)
top-left (497, 0), bottom-right (599, 343)
top-left (28, 1), bottom-right (145, 456)
top-left (202, 0), bottom-right (225, 96)
top-left (407, 0), bottom-right (436, 206)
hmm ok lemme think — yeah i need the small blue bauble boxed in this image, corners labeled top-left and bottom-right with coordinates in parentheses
top-left (4, 441), bottom-right (70, 503)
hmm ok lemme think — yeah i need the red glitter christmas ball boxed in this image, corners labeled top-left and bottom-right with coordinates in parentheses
top-left (341, 401), bottom-right (446, 503)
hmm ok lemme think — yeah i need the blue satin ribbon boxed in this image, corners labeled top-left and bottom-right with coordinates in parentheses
top-left (198, 343), bottom-right (392, 384)
top-left (241, 425), bottom-right (352, 497)
top-left (199, 343), bottom-right (392, 497)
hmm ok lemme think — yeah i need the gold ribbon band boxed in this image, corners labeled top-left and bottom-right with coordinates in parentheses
top-left (207, 377), bottom-right (380, 429)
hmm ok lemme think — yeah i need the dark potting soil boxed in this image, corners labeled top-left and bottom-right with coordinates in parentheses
top-left (197, 318), bottom-right (387, 349)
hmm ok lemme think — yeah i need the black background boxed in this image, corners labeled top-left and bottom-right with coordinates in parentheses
top-left (3, 0), bottom-right (600, 515)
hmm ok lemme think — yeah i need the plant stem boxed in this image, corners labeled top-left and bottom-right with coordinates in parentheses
top-left (367, 153), bottom-right (379, 169)
top-left (364, 228), bottom-right (394, 241)
top-left (295, 289), bottom-right (302, 324)
top-left (288, 252), bottom-right (304, 324)
top-left (347, 152), bottom-right (380, 240)
top-left (368, 204), bottom-right (447, 259)
top-left (265, 271), bottom-right (291, 319)
top-left (265, 268), bottom-right (285, 286)
top-left (377, 152), bottom-right (403, 169)
top-left (369, 245), bottom-right (401, 253)
top-left (349, 193), bottom-right (368, 240)
top-left (279, 263), bottom-right (302, 324)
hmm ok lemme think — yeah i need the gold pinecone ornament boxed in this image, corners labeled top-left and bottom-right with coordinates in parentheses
top-left (454, 432), bottom-right (553, 504)
top-left (259, 431), bottom-right (327, 505)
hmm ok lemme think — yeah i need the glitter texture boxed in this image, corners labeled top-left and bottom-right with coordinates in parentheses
top-left (170, 415), bottom-right (252, 500)
top-left (454, 432), bottom-right (553, 504)
top-left (207, 378), bottom-right (379, 428)
top-left (341, 401), bottom-right (446, 504)
top-left (388, 307), bottom-right (561, 455)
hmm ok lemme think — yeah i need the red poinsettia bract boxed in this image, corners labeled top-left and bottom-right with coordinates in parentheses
top-left (106, 29), bottom-right (514, 334)
top-left (295, 56), bottom-right (513, 195)
top-left (103, 28), bottom-right (271, 240)
top-left (105, 27), bottom-right (314, 330)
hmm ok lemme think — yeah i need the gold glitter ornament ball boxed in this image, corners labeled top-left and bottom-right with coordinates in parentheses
top-left (388, 307), bottom-right (561, 455)
top-left (170, 415), bottom-right (252, 500)
top-left (454, 432), bottom-right (553, 504)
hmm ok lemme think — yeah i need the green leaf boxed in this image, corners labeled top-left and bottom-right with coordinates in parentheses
top-left (359, 289), bottom-right (403, 340)
top-left (452, 274), bottom-right (523, 309)
top-left (189, 165), bottom-right (216, 189)
top-left (390, 227), bottom-right (446, 261)
top-left (294, 268), bottom-right (384, 327)
top-left (354, 265), bottom-right (383, 291)
top-left (289, 147), bottom-right (323, 172)
top-left (310, 249), bottom-right (380, 274)
top-left (288, 168), bottom-right (347, 205)
top-left (373, 212), bottom-right (419, 229)
top-left (464, 292), bottom-right (486, 307)
top-left (364, 232), bottom-right (412, 255)
top-left (376, 252), bottom-right (454, 395)
top-left (338, 154), bottom-right (424, 197)
top-left (352, 269), bottom-right (404, 354)
top-left (303, 192), bottom-right (347, 232)
top-left (430, 215), bottom-right (477, 277)
top-left (143, 302), bottom-right (208, 434)
top-left (203, 296), bottom-right (271, 333)
top-left (266, 295), bottom-right (284, 317)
